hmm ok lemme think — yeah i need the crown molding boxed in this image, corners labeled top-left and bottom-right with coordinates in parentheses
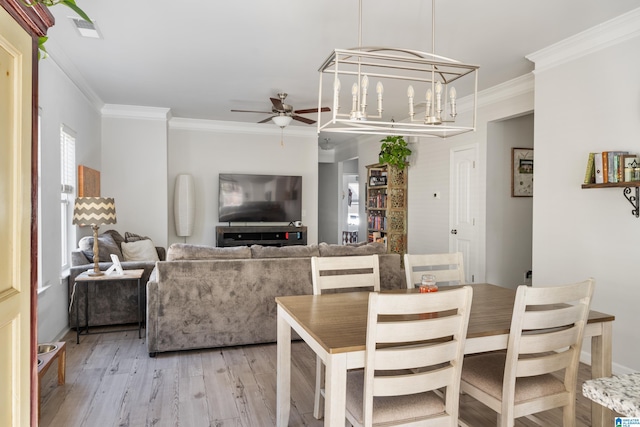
top-left (526, 7), bottom-right (640, 72)
top-left (476, 73), bottom-right (534, 109)
top-left (169, 117), bottom-right (318, 138)
top-left (101, 104), bottom-right (172, 120)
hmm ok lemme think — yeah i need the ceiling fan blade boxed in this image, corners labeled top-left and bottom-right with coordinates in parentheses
top-left (270, 97), bottom-right (284, 111)
top-left (258, 116), bottom-right (275, 124)
top-left (231, 109), bottom-right (273, 114)
top-left (292, 115), bottom-right (316, 125)
top-left (294, 107), bottom-right (331, 114)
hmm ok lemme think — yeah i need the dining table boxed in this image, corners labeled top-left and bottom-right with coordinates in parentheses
top-left (275, 283), bottom-right (615, 427)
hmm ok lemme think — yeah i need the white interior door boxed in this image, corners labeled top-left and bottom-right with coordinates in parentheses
top-left (0, 6), bottom-right (33, 425)
top-left (449, 145), bottom-right (478, 283)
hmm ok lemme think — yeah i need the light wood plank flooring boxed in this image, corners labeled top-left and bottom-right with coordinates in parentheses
top-left (39, 326), bottom-right (616, 426)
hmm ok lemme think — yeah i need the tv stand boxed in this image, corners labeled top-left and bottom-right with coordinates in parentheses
top-left (216, 225), bottom-right (307, 247)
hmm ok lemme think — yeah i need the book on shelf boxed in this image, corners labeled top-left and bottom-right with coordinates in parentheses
top-left (589, 151), bottom-right (636, 184)
top-left (584, 153), bottom-right (595, 184)
top-left (594, 153), bottom-right (604, 184)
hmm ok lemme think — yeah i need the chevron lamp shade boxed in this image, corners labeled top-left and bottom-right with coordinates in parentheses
top-left (72, 197), bottom-right (117, 226)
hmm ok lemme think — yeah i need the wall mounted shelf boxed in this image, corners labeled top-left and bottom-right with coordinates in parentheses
top-left (581, 182), bottom-right (640, 218)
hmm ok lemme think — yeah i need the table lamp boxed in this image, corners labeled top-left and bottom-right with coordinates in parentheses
top-left (72, 197), bottom-right (117, 276)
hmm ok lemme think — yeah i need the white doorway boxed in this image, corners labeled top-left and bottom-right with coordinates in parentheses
top-left (449, 145), bottom-right (479, 283)
top-left (341, 171), bottom-right (359, 244)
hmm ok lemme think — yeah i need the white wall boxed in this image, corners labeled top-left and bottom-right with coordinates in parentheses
top-left (168, 119), bottom-right (319, 246)
top-left (486, 114), bottom-right (534, 288)
top-left (528, 10), bottom-right (640, 373)
top-left (101, 106), bottom-right (170, 248)
top-left (37, 58), bottom-right (101, 342)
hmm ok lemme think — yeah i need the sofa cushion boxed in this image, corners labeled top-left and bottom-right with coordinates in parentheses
top-left (167, 243), bottom-right (251, 261)
top-left (78, 233), bottom-right (123, 262)
top-left (318, 242), bottom-right (387, 257)
top-left (121, 239), bottom-right (160, 261)
top-left (251, 244), bottom-right (320, 259)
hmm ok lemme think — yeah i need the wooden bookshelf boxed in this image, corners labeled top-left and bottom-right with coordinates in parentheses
top-left (366, 163), bottom-right (407, 256)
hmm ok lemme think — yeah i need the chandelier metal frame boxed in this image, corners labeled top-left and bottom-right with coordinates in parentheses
top-left (317, 0), bottom-right (479, 138)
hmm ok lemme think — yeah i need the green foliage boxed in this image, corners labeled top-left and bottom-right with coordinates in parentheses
top-left (22, 0), bottom-right (92, 60)
top-left (378, 135), bottom-right (412, 170)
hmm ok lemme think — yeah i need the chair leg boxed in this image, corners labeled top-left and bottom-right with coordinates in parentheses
top-left (313, 355), bottom-right (324, 419)
top-left (563, 401), bottom-right (576, 427)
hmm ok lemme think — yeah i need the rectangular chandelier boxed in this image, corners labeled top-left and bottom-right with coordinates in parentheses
top-left (317, 47), bottom-right (479, 138)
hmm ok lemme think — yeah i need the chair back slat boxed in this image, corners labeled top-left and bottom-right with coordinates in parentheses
top-left (376, 316), bottom-right (463, 343)
top-left (375, 340), bottom-right (460, 370)
top-left (519, 325), bottom-right (581, 354)
top-left (516, 350), bottom-right (573, 378)
top-left (403, 252), bottom-right (465, 288)
top-left (373, 365), bottom-right (455, 397)
top-left (522, 305), bottom-right (583, 330)
top-left (311, 255), bottom-right (380, 295)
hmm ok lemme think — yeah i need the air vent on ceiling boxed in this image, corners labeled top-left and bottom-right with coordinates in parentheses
top-left (70, 17), bottom-right (102, 39)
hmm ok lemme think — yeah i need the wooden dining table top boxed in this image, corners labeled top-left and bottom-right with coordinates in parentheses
top-left (275, 283), bottom-right (615, 355)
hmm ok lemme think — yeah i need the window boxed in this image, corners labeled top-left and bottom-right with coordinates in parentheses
top-left (60, 125), bottom-right (76, 271)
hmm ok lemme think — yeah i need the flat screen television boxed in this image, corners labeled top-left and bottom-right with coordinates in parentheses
top-left (218, 173), bottom-right (302, 223)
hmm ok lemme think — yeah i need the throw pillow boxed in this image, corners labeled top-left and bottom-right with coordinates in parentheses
top-left (102, 229), bottom-right (125, 250)
top-left (125, 231), bottom-right (151, 242)
top-left (166, 244), bottom-right (251, 261)
top-left (251, 244), bottom-right (319, 259)
top-left (318, 242), bottom-right (387, 257)
top-left (121, 239), bottom-right (160, 262)
top-left (78, 233), bottom-right (123, 263)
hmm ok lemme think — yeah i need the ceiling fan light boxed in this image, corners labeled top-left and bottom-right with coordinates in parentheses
top-left (272, 115), bottom-right (293, 128)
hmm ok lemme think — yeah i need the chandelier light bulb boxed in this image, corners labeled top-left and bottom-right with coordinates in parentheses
top-left (449, 86), bottom-right (457, 118)
top-left (407, 85), bottom-right (415, 118)
top-left (376, 81), bottom-right (384, 114)
top-left (361, 75), bottom-right (369, 112)
top-left (334, 78), bottom-right (341, 112)
top-left (351, 82), bottom-right (358, 113)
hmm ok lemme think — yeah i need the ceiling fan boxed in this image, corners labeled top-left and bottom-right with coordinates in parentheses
top-left (231, 93), bottom-right (330, 125)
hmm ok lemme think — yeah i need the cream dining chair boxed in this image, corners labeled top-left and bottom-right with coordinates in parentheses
top-left (310, 254), bottom-right (380, 419)
top-left (459, 279), bottom-right (595, 427)
top-left (403, 252), bottom-right (466, 289)
top-left (344, 286), bottom-right (473, 427)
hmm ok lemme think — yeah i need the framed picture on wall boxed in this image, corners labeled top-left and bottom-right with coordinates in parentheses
top-left (512, 147), bottom-right (533, 197)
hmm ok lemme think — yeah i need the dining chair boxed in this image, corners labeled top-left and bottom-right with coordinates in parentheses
top-left (459, 279), bottom-right (595, 427)
top-left (344, 286), bottom-right (473, 427)
top-left (311, 254), bottom-right (381, 419)
top-left (403, 252), bottom-right (466, 289)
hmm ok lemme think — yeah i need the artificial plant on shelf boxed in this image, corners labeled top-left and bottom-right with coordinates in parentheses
top-left (379, 135), bottom-right (412, 170)
top-left (21, 0), bottom-right (91, 59)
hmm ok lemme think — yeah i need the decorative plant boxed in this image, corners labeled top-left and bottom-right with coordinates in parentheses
top-left (379, 135), bottom-right (412, 170)
top-left (21, 0), bottom-right (91, 59)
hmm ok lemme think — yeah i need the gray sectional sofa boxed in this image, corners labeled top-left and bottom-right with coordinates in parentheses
top-left (146, 242), bottom-right (404, 356)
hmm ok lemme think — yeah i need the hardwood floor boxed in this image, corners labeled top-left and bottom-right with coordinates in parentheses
top-left (39, 326), bottom-right (613, 426)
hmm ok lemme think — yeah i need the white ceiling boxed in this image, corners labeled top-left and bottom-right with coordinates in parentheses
top-left (45, 0), bottom-right (639, 143)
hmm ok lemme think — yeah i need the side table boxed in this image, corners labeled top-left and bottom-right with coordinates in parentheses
top-left (73, 269), bottom-right (145, 344)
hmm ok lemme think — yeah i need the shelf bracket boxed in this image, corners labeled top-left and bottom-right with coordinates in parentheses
top-left (623, 187), bottom-right (639, 218)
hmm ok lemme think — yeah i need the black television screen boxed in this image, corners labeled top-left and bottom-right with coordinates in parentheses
top-left (218, 174), bottom-right (302, 223)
